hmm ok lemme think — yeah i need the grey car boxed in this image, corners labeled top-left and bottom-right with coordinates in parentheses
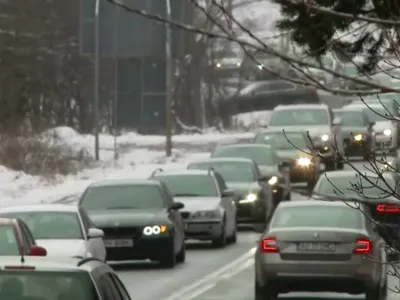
top-left (150, 169), bottom-right (237, 248)
top-left (254, 200), bottom-right (388, 300)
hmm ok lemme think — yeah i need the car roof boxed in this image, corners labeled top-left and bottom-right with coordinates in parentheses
top-left (321, 169), bottom-right (393, 179)
top-left (255, 129), bottom-right (305, 135)
top-left (345, 102), bottom-right (384, 109)
top-left (215, 143), bottom-right (273, 149)
top-left (0, 256), bottom-right (103, 272)
top-left (153, 169), bottom-right (213, 177)
top-left (0, 204), bottom-right (79, 214)
top-left (333, 107), bottom-right (363, 113)
top-left (278, 199), bottom-right (360, 209)
top-left (188, 157), bottom-right (254, 165)
top-left (89, 179), bottom-right (161, 188)
top-left (274, 103), bottom-right (328, 110)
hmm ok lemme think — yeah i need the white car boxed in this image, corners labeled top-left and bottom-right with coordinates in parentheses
top-left (0, 204), bottom-right (106, 261)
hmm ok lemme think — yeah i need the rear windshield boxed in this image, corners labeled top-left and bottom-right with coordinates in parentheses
top-left (271, 205), bottom-right (363, 229)
top-left (254, 132), bottom-right (308, 150)
top-left (334, 111), bottom-right (365, 127)
top-left (0, 225), bottom-right (19, 255)
top-left (154, 174), bottom-right (218, 197)
top-left (212, 146), bottom-right (276, 166)
top-left (0, 271), bottom-right (98, 300)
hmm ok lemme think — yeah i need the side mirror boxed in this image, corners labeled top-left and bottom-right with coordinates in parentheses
top-left (88, 228), bottom-right (104, 239)
top-left (30, 246), bottom-right (47, 256)
top-left (332, 117), bottom-right (341, 126)
top-left (222, 189), bottom-right (234, 197)
top-left (171, 202), bottom-right (184, 210)
top-left (369, 121), bottom-right (375, 128)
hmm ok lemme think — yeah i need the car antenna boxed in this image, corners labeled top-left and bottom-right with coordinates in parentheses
top-left (20, 245), bottom-right (25, 264)
top-left (208, 167), bottom-right (215, 174)
top-left (150, 168), bottom-right (164, 177)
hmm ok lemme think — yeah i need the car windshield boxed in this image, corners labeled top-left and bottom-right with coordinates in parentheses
top-left (334, 111), bottom-right (365, 127)
top-left (1, 212), bottom-right (83, 240)
top-left (81, 185), bottom-right (165, 211)
top-left (271, 205), bottom-right (363, 229)
top-left (254, 132), bottom-right (308, 150)
top-left (0, 271), bottom-right (98, 300)
top-left (187, 161), bottom-right (255, 183)
top-left (269, 109), bottom-right (329, 126)
top-left (363, 106), bottom-right (390, 122)
top-left (154, 174), bottom-right (218, 197)
top-left (0, 225), bottom-right (19, 255)
top-left (313, 173), bottom-right (395, 199)
top-left (212, 146), bottom-right (276, 166)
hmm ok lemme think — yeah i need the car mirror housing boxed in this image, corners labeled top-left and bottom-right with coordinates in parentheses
top-left (171, 202), bottom-right (184, 210)
top-left (88, 228), bottom-right (104, 239)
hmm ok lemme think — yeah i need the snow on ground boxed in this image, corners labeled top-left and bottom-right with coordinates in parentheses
top-left (232, 110), bottom-right (272, 129)
top-left (0, 128), bottom-right (249, 207)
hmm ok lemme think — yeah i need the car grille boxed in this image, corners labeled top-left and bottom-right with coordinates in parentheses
top-left (101, 227), bottom-right (140, 238)
top-left (180, 212), bottom-right (190, 219)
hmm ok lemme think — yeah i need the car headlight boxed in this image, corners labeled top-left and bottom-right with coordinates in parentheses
top-left (268, 176), bottom-right (278, 185)
top-left (239, 193), bottom-right (258, 203)
top-left (297, 157), bottom-right (311, 166)
top-left (384, 129), bottom-right (392, 136)
top-left (192, 210), bottom-right (220, 218)
top-left (258, 64), bottom-right (264, 70)
top-left (216, 63), bottom-right (221, 68)
top-left (142, 225), bottom-right (168, 236)
top-left (321, 134), bottom-right (329, 142)
top-left (353, 134), bottom-right (363, 141)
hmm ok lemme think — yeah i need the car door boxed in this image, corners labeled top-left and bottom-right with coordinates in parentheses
top-left (80, 208), bottom-right (106, 261)
top-left (214, 172), bottom-right (235, 233)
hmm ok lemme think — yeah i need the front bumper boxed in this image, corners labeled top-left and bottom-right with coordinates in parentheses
top-left (344, 138), bottom-right (366, 156)
top-left (311, 142), bottom-right (334, 157)
top-left (236, 199), bottom-right (265, 223)
top-left (375, 133), bottom-right (397, 150)
top-left (184, 220), bottom-right (223, 240)
top-left (289, 165), bottom-right (316, 183)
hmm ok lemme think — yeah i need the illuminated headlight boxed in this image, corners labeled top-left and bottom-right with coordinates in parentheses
top-left (142, 225), bottom-right (168, 236)
top-left (258, 64), bottom-right (264, 70)
top-left (236, 62), bottom-right (241, 67)
top-left (268, 176), bottom-right (278, 185)
top-left (321, 134), bottom-right (329, 142)
top-left (216, 63), bottom-right (221, 68)
top-left (384, 129), bottom-right (392, 136)
top-left (297, 157), bottom-right (311, 166)
top-left (353, 134), bottom-right (363, 141)
top-left (239, 193), bottom-right (258, 203)
top-left (192, 210), bottom-right (220, 218)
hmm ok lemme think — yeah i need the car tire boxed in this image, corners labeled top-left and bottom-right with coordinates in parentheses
top-left (365, 282), bottom-right (387, 300)
top-left (255, 281), bottom-right (278, 300)
top-left (212, 219), bottom-right (227, 248)
top-left (229, 221), bottom-right (237, 244)
top-left (176, 242), bottom-right (186, 263)
top-left (159, 239), bottom-right (176, 268)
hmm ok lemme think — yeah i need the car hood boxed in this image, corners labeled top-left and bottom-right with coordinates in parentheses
top-left (258, 165), bottom-right (280, 177)
top-left (35, 239), bottom-right (87, 258)
top-left (267, 125), bottom-right (330, 137)
top-left (226, 182), bottom-right (261, 195)
top-left (341, 126), bottom-right (367, 137)
top-left (373, 120), bottom-right (393, 132)
top-left (88, 209), bottom-right (169, 227)
top-left (276, 149), bottom-right (303, 162)
top-left (174, 197), bottom-right (220, 212)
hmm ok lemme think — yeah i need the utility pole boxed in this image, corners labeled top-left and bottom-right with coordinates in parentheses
top-left (112, 6), bottom-right (120, 160)
top-left (94, 0), bottom-right (100, 160)
top-left (165, 0), bottom-right (173, 157)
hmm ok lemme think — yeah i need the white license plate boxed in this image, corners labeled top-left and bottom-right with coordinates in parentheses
top-left (104, 239), bottom-right (133, 248)
top-left (188, 224), bottom-right (208, 232)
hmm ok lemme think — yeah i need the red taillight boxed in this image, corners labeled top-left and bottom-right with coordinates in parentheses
top-left (376, 204), bottom-right (400, 214)
top-left (261, 237), bottom-right (279, 253)
top-left (5, 266), bottom-right (35, 270)
top-left (354, 239), bottom-right (372, 254)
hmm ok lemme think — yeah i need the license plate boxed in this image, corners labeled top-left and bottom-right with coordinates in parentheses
top-left (297, 242), bottom-right (335, 252)
top-left (188, 224), bottom-right (208, 232)
top-left (104, 239), bottom-right (133, 248)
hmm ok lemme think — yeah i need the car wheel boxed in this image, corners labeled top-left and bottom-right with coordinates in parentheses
top-left (229, 220), bottom-right (237, 244)
top-left (255, 281), bottom-right (278, 300)
top-left (159, 239), bottom-right (176, 268)
top-left (212, 219), bottom-right (227, 248)
top-left (365, 282), bottom-right (387, 300)
top-left (176, 242), bottom-right (186, 263)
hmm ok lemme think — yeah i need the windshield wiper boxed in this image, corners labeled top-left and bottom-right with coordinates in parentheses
top-left (173, 193), bottom-right (203, 197)
top-left (107, 206), bottom-right (139, 209)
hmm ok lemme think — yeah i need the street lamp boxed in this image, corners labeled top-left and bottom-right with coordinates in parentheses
top-left (165, 0), bottom-right (173, 157)
top-left (94, 0), bottom-right (100, 160)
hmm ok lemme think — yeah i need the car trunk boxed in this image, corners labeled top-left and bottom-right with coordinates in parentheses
top-left (269, 227), bottom-right (369, 261)
top-left (368, 203), bottom-right (400, 246)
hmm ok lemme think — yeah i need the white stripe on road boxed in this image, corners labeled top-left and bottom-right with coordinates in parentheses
top-left (162, 247), bottom-right (256, 300)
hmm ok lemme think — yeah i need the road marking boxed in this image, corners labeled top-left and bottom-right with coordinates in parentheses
top-left (162, 247), bottom-right (256, 300)
top-left (218, 258), bottom-right (254, 279)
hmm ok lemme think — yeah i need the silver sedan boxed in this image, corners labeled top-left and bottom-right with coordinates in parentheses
top-left (255, 200), bottom-right (387, 300)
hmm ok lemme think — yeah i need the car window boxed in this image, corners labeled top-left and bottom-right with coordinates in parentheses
top-left (81, 185), bottom-right (166, 211)
top-left (212, 146), bottom-right (276, 166)
top-left (110, 273), bottom-right (131, 300)
top-left (362, 105), bottom-right (393, 122)
top-left (254, 132), bottom-right (308, 150)
top-left (269, 108), bottom-right (329, 126)
top-left (188, 161), bottom-right (256, 183)
top-left (0, 225), bottom-right (20, 255)
top-left (0, 212), bottom-right (84, 240)
top-left (19, 222), bottom-right (33, 253)
top-left (20, 222), bottom-right (35, 246)
top-left (334, 111), bottom-right (366, 127)
top-left (153, 174), bottom-right (218, 197)
top-left (271, 205), bottom-right (363, 229)
top-left (0, 270), bottom-right (99, 300)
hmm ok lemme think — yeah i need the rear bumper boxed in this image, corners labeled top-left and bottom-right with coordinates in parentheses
top-left (289, 166), bottom-right (316, 183)
top-left (184, 220), bottom-right (223, 240)
top-left (375, 134), bottom-right (397, 149)
top-left (344, 140), bottom-right (366, 156)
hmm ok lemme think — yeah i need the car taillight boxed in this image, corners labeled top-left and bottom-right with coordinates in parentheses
top-left (376, 204), bottom-right (400, 214)
top-left (354, 239), bottom-right (372, 254)
top-left (261, 237), bottom-right (279, 253)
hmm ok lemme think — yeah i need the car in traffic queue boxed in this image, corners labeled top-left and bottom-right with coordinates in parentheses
top-left (79, 179), bottom-right (186, 268)
top-left (255, 200), bottom-right (388, 300)
top-left (186, 158), bottom-right (274, 229)
top-left (0, 256), bottom-right (131, 299)
top-left (332, 107), bottom-right (376, 159)
top-left (0, 217), bottom-right (47, 257)
top-left (345, 102), bottom-right (399, 155)
top-left (311, 170), bottom-right (400, 256)
top-left (253, 129), bottom-right (321, 189)
top-left (0, 204), bottom-right (106, 261)
top-left (268, 103), bottom-right (345, 171)
top-left (211, 143), bottom-right (291, 202)
top-left (150, 169), bottom-right (237, 247)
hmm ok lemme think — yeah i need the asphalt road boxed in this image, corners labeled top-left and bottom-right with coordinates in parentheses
top-left (115, 160), bottom-right (400, 300)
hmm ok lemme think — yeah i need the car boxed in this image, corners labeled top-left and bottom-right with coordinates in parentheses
top-left (311, 170), bottom-right (400, 252)
top-left (211, 143), bottom-right (291, 202)
top-left (345, 102), bottom-right (399, 155)
top-left (150, 169), bottom-right (237, 246)
top-left (0, 217), bottom-right (47, 257)
top-left (253, 129), bottom-right (321, 189)
top-left (186, 158), bottom-right (274, 228)
top-left (79, 179), bottom-right (186, 268)
top-left (0, 256), bottom-right (131, 299)
top-left (0, 204), bottom-right (106, 261)
top-left (333, 107), bottom-right (376, 159)
top-left (268, 103), bottom-right (345, 171)
top-left (254, 200), bottom-right (388, 300)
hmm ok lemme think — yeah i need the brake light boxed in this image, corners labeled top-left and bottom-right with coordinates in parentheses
top-left (376, 204), bottom-right (400, 214)
top-left (261, 237), bottom-right (279, 253)
top-left (4, 266), bottom-right (35, 270)
top-left (354, 239), bottom-right (372, 254)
